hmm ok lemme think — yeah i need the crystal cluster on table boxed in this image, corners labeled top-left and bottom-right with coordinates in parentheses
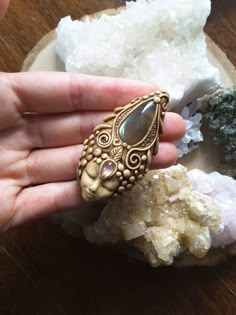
top-left (175, 101), bottom-right (203, 158)
top-left (55, 0), bottom-right (220, 111)
top-left (55, 0), bottom-right (222, 159)
top-left (175, 86), bottom-right (236, 162)
top-left (84, 165), bottom-right (217, 266)
top-left (203, 86), bottom-right (236, 178)
top-left (188, 169), bottom-right (236, 248)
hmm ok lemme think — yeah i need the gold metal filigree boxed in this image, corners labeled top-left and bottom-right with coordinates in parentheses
top-left (77, 90), bottom-right (169, 202)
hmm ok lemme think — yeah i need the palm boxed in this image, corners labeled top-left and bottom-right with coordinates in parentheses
top-left (0, 72), bottom-right (185, 231)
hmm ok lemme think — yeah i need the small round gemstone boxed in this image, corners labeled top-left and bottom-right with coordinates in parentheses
top-left (139, 165), bottom-right (145, 171)
top-left (100, 160), bottom-right (117, 179)
top-left (122, 181), bottom-right (128, 186)
top-left (142, 155), bottom-right (147, 161)
top-left (88, 147), bottom-right (93, 153)
top-left (116, 171), bottom-right (122, 177)
top-left (87, 154), bottom-right (93, 161)
top-left (97, 158), bottom-right (102, 164)
top-left (89, 134), bottom-right (95, 140)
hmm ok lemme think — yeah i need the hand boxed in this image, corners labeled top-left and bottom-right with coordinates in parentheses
top-left (0, 72), bottom-right (185, 231)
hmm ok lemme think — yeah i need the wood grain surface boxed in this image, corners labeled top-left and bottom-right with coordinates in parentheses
top-left (0, 0), bottom-right (236, 314)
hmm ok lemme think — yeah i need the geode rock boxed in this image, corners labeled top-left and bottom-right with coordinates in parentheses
top-left (203, 85), bottom-right (236, 177)
top-left (84, 165), bottom-right (222, 267)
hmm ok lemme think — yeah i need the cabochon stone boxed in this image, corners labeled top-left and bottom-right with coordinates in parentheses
top-left (119, 100), bottom-right (156, 145)
top-left (100, 160), bottom-right (116, 179)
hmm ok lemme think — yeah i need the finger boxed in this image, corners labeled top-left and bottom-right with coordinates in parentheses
top-left (9, 144), bottom-right (177, 227)
top-left (25, 111), bottom-right (109, 148)
top-left (151, 142), bottom-right (178, 169)
top-left (24, 145), bottom-right (81, 185)
top-left (11, 72), bottom-right (156, 113)
top-left (23, 142), bottom-right (177, 186)
top-left (160, 112), bottom-right (186, 142)
top-left (26, 112), bottom-right (184, 149)
top-left (9, 181), bottom-right (82, 228)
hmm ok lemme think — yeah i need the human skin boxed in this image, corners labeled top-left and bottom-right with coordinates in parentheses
top-left (0, 0), bottom-right (9, 20)
top-left (0, 4), bottom-right (186, 232)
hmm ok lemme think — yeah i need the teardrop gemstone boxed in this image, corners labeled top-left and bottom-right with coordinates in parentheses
top-left (119, 100), bottom-right (157, 145)
top-left (100, 160), bottom-right (117, 179)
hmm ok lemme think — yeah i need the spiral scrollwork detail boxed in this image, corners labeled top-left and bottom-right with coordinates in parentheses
top-left (126, 149), bottom-right (143, 170)
top-left (113, 138), bottom-right (122, 147)
top-left (97, 131), bottom-right (112, 148)
top-left (162, 101), bottom-right (168, 112)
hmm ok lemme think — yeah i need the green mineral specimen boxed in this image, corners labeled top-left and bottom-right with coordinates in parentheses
top-left (203, 85), bottom-right (236, 177)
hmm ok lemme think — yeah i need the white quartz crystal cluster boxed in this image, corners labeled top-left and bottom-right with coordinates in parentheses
top-left (175, 101), bottom-right (203, 158)
top-left (84, 165), bottom-right (223, 267)
top-left (188, 169), bottom-right (236, 248)
top-left (55, 0), bottom-right (220, 110)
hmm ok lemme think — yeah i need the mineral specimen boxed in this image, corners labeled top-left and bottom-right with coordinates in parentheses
top-left (84, 165), bottom-right (222, 267)
top-left (203, 86), bottom-right (236, 177)
top-left (188, 169), bottom-right (236, 247)
top-left (55, 0), bottom-right (220, 110)
top-left (175, 100), bottom-right (203, 158)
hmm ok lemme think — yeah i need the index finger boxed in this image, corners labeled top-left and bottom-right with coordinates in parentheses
top-left (11, 72), bottom-right (157, 114)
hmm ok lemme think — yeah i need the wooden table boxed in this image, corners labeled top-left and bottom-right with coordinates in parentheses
top-left (0, 1), bottom-right (236, 314)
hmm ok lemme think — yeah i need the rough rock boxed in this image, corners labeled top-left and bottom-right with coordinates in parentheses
top-left (84, 165), bottom-right (222, 267)
top-left (55, 0), bottom-right (220, 111)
